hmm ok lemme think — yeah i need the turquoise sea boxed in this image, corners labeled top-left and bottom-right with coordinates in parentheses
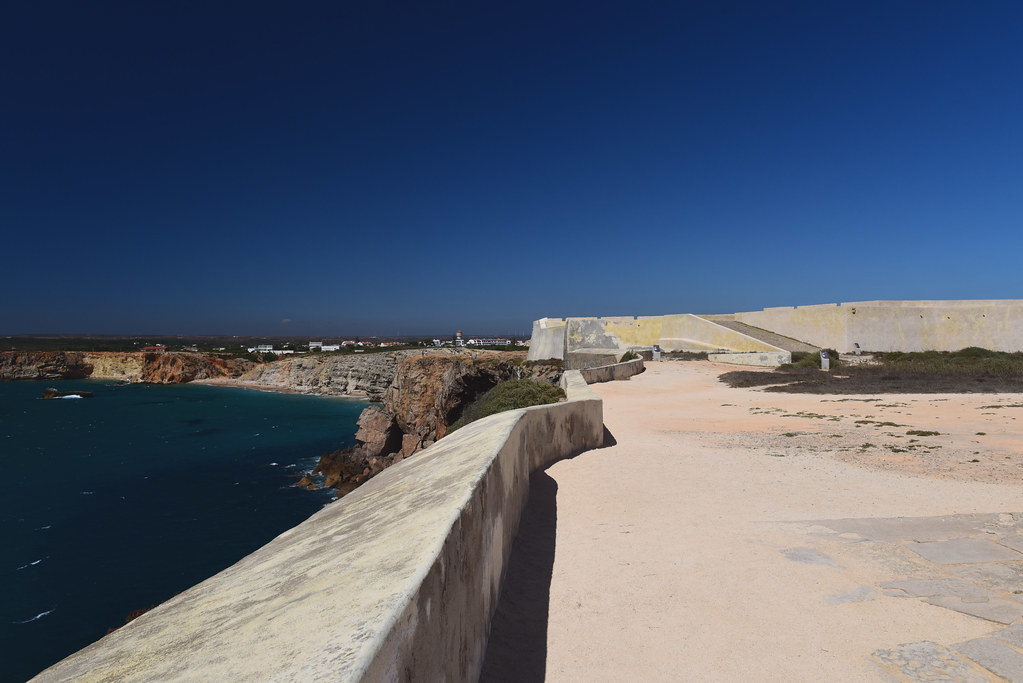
top-left (0, 379), bottom-right (364, 682)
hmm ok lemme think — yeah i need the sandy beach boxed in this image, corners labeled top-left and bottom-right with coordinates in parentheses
top-left (529, 361), bottom-right (1023, 681)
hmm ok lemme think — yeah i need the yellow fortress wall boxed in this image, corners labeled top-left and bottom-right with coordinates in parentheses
top-left (528, 314), bottom-right (789, 367)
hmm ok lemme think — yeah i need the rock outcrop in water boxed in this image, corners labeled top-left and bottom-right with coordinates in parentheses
top-left (312, 354), bottom-right (562, 496)
top-left (41, 387), bottom-right (94, 398)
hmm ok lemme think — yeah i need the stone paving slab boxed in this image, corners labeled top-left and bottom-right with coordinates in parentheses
top-left (910, 538), bottom-right (1023, 565)
top-left (873, 641), bottom-right (990, 682)
top-left (924, 597), bottom-right (1023, 625)
top-left (954, 638), bottom-right (1023, 681)
top-left (953, 562), bottom-right (1023, 596)
top-left (781, 546), bottom-right (843, 568)
top-left (993, 624), bottom-right (1023, 649)
top-left (809, 515), bottom-right (1005, 543)
top-left (827, 586), bottom-right (878, 604)
top-left (998, 536), bottom-right (1023, 554)
top-left (881, 578), bottom-right (1000, 601)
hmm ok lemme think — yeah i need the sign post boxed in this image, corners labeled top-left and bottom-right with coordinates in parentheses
top-left (820, 350), bottom-right (830, 371)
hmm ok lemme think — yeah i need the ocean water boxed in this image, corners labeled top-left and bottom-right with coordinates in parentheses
top-left (0, 380), bottom-right (364, 681)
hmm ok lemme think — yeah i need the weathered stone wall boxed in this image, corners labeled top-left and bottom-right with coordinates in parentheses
top-left (735, 300), bottom-right (1023, 353)
top-left (525, 317), bottom-right (566, 361)
top-left (659, 314), bottom-right (782, 352)
top-left (34, 372), bottom-right (603, 682)
top-left (707, 351), bottom-right (792, 367)
top-left (528, 314), bottom-right (786, 362)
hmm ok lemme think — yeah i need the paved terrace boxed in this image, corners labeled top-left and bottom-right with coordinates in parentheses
top-left (484, 361), bottom-right (1023, 682)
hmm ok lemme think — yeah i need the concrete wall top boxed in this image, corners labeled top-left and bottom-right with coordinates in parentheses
top-left (36, 373), bottom-right (603, 682)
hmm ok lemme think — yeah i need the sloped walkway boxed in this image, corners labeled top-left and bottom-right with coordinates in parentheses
top-left (699, 316), bottom-right (820, 353)
top-left (537, 361), bottom-right (1023, 681)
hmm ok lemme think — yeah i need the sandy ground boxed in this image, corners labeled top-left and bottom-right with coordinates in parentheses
top-left (540, 361), bottom-right (1023, 681)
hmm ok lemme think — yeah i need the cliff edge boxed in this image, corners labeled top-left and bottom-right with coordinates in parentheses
top-left (312, 354), bottom-right (562, 496)
top-left (0, 351), bottom-right (252, 383)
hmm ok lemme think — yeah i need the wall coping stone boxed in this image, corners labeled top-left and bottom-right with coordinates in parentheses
top-left (35, 372), bottom-right (603, 682)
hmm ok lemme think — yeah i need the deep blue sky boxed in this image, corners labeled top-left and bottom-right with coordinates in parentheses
top-left (3, 2), bottom-right (1021, 336)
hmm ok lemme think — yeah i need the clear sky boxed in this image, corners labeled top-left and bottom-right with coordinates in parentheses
top-left (3, 2), bottom-right (1021, 337)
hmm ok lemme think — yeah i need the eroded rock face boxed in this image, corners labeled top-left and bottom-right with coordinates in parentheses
top-left (0, 350), bottom-right (253, 383)
top-left (311, 354), bottom-right (562, 497)
top-left (0, 351), bottom-right (93, 380)
top-left (235, 353), bottom-right (401, 400)
top-left (139, 353), bottom-right (252, 383)
top-left (353, 405), bottom-right (403, 457)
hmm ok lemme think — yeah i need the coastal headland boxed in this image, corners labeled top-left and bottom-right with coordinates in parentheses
top-left (2, 347), bottom-right (566, 497)
top-left (17, 303), bottom-right (1023, 680)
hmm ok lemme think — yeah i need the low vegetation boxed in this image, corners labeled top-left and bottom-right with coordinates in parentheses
top-left (781, 349), bottom-right (841, 370)
top-left (720, 347), bottom-right (1023, 394)
top-left (449, 379), bottom-right (566, 432)
top-left (662, 351), bottom-right (709, 361)
top-left (619, 350), bottom-right (640, 362)
top-left (876, 347), bottom-right (1023, 375)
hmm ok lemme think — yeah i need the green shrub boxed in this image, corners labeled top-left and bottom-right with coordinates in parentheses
top-left (619, 350), bottom-right (640, 363)
top-left (449, 379), bottom-right (566, 432)
top-left (875, 348), bottom-right (1023, 376)
top-left (790, 349), bottom-right (841, 369)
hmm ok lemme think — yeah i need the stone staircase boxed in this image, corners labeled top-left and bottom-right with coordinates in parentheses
top-left (698, 316), bottom-right (820, 353)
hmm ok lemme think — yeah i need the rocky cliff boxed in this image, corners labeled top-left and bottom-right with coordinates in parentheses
top-left (0, 351), bottom-right (252, 383)
top-left (228, 352), bottom-right (405, 400)
top-left (0, 351), bottom-right (93, 380)
top-left (84, 353), bottom-right (145, 380)
top-left (312, 354), bottom-right (562, 496)
top-left (135, 353), bottom-right (252, 383)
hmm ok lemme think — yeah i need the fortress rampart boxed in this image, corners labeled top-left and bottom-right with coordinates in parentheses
top-left (528, 314), bottom-right (790, 367)
top-left (35, 371), bottom-right (604, 682)
top-left (529, 300), bottom-right (1023, 362)
top-left (735, 300), bottom-right (1023, 353)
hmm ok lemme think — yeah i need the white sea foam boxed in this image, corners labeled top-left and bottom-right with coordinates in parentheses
top-left (80, 491), bottom-right (95, 495)
top-left (16, 559), bottom-right (43, 570)
top-left (58, 395), bottom-right (82, 400)
top-left (12, 608), bottom-right (55, 624)
top-left (36, 525), bottom-right (52, 530)
top-left (269, 462), bottom-right (278, 466)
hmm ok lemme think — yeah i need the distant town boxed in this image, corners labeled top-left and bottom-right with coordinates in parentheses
top-left (2, 330), bottom-right (528, 356)
top-left (251, 331), bottom-right (520, 355)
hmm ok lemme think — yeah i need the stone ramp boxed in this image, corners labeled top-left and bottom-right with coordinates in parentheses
top-left (699, 315), bottom-right (820, 353)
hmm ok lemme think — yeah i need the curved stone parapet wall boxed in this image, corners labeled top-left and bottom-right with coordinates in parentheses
top-left (34, 372), bottom-right (603, 683)
top-left (579, 357), bottom-right (645, 383)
